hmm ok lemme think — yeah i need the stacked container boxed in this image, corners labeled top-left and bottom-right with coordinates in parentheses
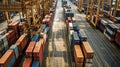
top-left (115, 30), bottom-right (120, 46)
top-left (23, 58), bottom-right (32, 67)
top-left (82, 42), bottom-right (94, 67)
top-left (19, 22), bottom-right (26, 35)
top-left (33, 40), bottom-right (43, 67)
top-left (0, 50), bottom-right (16, 67)
top-left (5, 30), bottom-right (16, 46)
top-left (78, 30), bottom-right (87, 42)
top-left (8, 22), bottom-right (19, 39)
top-left (0, 35), bottom-right (9, 57)
top-left (32, 60), bottom-right (40, 67)
top-left (25, 42), bottom-right (36, 58)
top-left (15, 34), bottom-right (27, 55)
top-left (104, 24), bottom-right (120, 41)
top-left (97, 18), bottom-right (113, 32)
top-left (74, 45), bottom-right (84, 67)
top-left (71, 32), bottom-right (80, 51)
top-left (32, 34), bottom-right (40, 42)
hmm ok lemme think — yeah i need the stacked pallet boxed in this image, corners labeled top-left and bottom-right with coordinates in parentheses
top-left (82, 42), bottom-right (94, 67)
top-left (74, 45), bottom-right (84, 67)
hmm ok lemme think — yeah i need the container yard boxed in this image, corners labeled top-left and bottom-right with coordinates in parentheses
top-left (0, 0), bottom-right (120, 67)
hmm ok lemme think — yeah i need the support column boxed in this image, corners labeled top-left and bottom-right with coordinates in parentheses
top-left (113, 0), bottom-right (118, 17)
top-left (95, 0), bottom-right (100, 27)
top-left (5, 12), bottom-right (10, 23)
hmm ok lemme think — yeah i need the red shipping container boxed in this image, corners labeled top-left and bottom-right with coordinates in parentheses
top-left (74, 45), bottom-right (84, 63)
top-left (66, 20), bottom-right (69, 27)
top-left (19, 22), bottom-right (26, 32)
top-left (33, 41), bottom-right (43, 67)
top-left (22, 58), bottom-right (32, 67)
top-left (0, 50), bottom-right (14, 67)
top-left (67, 17), bottom-right (72, 22)
top-left (82, 42), bottom-right (94, 59)
top-left (5, 30), bottom-right (16, 46)
top-left (15, 34), bottom-right (27, 54)
top-left (26, 42), bottom-right (36, 58)
top-left (115, 30), bottom-right (120, 46)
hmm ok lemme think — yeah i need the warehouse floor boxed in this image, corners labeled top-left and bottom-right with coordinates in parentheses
top-left (43, 0), bottom-right (72, 67)
top-left (43, 0), bottom-right (120, 67)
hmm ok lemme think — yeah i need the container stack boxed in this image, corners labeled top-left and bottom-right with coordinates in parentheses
top-left (71, 32), bottom-right (80, 51)
top-left (23, 58), bottom-right (32, 67)
top-left (5, 30), bottom-right (16, 46)
top-left (82, 42), bottom-right (94, 67)
top-left (115, 30), bottom-right (120, 46)
top-left (74, 45), bottom-right (84, 67)
top-left (0, 50), bottom-right (16, 67)
top-left (15, 34), bottom-right (27, 55)
top-left (19, 22), bottom-right (26, 35)
top-left (0, 35), bottom-right (9, 57)
top-left (104, 24), bottom-right (120, 41)
top-left (25, 42), bottom-right (36, 58)
top-left (8, 22), bottom-right (20, 39)
top-left (33, 39), bottom-right (43, 67)
top-left (96, 18), bottom-right (113, 32)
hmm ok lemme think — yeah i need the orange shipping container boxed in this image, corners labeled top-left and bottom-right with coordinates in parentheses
top-left (26, 42), bottom-right (36, 58)
top-left (0, 50), bottom-right (14, 67)
top-left (76, 63), bottom-right (83, 67)
top-left (33, 41), bottom-right (43, 67)
top-left (16, 34), bottom-right (27, 53)
top-left (74, 45), bottom-right (84, 63)
top-left (22, 58), bottom-right (32, 67)
top-left (82, 42), bottom-right (94, 59)
top-left (5, 30), bottom-right (16, 46)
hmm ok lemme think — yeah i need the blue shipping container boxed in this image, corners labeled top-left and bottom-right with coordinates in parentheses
top-left (7, 56), bottom-right (16, 67)
top-left (78, 30), bottom-right (87, 41)
top-left (44, 27), bottom-right (50, 34)
top-left (10, 45), bottom-right (19, 59)
top-left (32, 34), bottom-right (40, 42)
top-left (72, 22), bottom-right (80, 31)
top-left (32, 61), bottom-right (40, 67)
top-left (71, 32), bottom-right (80, 50)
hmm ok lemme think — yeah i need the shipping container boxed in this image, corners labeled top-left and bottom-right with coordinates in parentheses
top-left (32, 34), bottom-right (40, 42)
top-left (9, 45), bottom-right (19, 59)
top-left (72, 22), bottom-right (80, 31)
top-left (0, 50), bottom-right (15, 67)
top-left (32, 60), bottom-right (40, 67)
top-left (78, 30), bottom-right (87, 41)
top-left (5, 30), bottom-right (16, 46)
top-left (71, 32), bottom-right (80, 50)
top-left (26, 42), bottom-right (36, 58)
top-left (22, 58), bottom-right (32, 67)
top-left (82, 42), bottom-right (94, 59)
top-left (74, 45), bottom-right (84, 63)
top-left (15, 34), bottom-right (27, 54)
top-left (33, 41), bottom-right (43, 67)
top-left (0, 35), bottom-right (9, 57)
top-left (115, 30), bottom-right (120, 46)
top-left (74, 45), bottom-right (84, 67)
